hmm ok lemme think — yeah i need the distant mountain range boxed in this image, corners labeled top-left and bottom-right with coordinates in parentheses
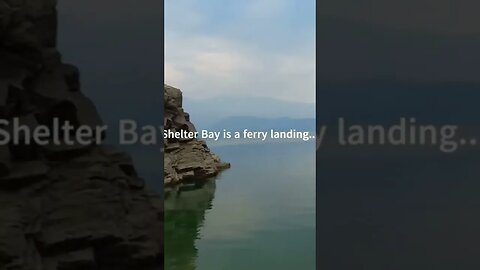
top-left (316, 17), bottom-right (480, 126)
top-left (207, 116), bottom-right (315, 132)
top-left (183, 96), bottom-right (315, 129)
top-left (317, 79), bottom-right (480, 126)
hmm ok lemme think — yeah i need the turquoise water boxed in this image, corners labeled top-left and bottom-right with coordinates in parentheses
top-left (165, 142), bottom-right (316, 270)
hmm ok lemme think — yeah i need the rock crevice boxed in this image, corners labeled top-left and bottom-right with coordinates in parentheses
top-left (0, 0), bottom-right (163, 269)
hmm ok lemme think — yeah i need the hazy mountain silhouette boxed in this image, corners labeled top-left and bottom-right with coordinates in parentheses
top-left (318, 79), bottom-right (480, 125)
top-left (183, 96), bottom-right (315, 129)
top-left (207, 116), bottom-right (315, 132)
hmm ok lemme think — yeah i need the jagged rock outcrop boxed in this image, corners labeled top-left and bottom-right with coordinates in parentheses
top-left (164, 85), bottom-right (229, 186)
top-left (0, 1), bottom-right (162, 269)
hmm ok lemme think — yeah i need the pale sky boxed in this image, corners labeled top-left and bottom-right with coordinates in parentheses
top-left (320, 0), bottom-right (480, 36)
top-left (318, 0), bottom-right (480, 83)
top-left (165, 0), bottom-right (316, 104)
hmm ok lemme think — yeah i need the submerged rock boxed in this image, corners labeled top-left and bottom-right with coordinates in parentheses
top-left (164, 85), bottom-right (230, 186)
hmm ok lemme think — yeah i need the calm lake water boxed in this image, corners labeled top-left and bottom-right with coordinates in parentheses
top-left (165, 142), bottom-right (316, 270)
top-left (317, 143), bottom-right (480, 269)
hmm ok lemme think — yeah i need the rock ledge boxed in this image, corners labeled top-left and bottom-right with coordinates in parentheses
top-left (164, 85), bottom-right (229, 186)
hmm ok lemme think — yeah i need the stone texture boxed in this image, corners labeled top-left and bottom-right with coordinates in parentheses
top-left (0, 0), bottom-right (163, 269)
top-left (164, 85), bottom-right (229, 186)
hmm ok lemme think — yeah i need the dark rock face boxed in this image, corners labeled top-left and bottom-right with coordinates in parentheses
top-left (0, 0), bottom-right (162, 269)
top-left (164, 85), bottom-right (229, 186)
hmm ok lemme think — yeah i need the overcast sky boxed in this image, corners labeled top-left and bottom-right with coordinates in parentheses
top-left (320, 0), bottom-right (480, 36)
top-left (318, 0), bottom-right (480, 82)
top-left (165, 0), bottom-right (316, 104)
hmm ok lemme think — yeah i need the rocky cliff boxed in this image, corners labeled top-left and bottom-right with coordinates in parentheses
top-left (0, 1), bottom-right (162, 269)
top-left (164, 85), bottom-right (229, 186)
